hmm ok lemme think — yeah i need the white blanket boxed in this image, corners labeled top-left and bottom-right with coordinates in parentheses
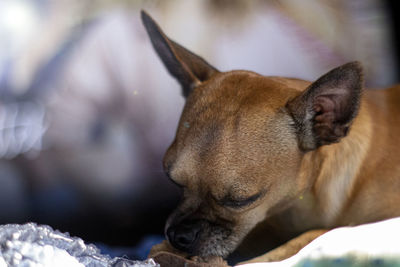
top-left (239, 217), bottom-right (400, 266)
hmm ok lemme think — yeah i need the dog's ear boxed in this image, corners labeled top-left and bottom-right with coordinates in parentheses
top-left (141, 11), bottom-right (219, 97)
top-left (287, 62), bottom-right (363, 151)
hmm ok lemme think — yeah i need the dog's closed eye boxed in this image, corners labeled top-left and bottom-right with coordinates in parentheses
top-left (218, 192), bottom-right (262, 209)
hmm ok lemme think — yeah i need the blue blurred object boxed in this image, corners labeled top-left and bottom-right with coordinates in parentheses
top-left (31, 182), bottom-right (82, 221)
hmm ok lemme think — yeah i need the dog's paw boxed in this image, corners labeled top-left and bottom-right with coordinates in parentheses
top-left (153, 251), bottom-right (229, 267)
top-left (148, 240), bottom-right (188, 258)
top-left (191, 255), bottom-right (229, 266)
top-left (148, 241), bottom-right (229, 266)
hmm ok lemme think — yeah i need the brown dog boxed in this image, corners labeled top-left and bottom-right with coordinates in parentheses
top-left (141, 11), bottom-right (400, 265)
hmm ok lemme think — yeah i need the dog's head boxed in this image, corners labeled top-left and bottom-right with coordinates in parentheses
top-left (141, 11), bottom-right (363, 258)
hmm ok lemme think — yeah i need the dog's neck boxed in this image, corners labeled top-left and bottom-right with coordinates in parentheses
top-left (295, 99), bottom-right (373, 228)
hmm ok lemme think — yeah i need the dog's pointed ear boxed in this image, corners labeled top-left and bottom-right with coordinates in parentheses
top-left (287, 62), bottom-right (363, 151)
top-left (141, 10), bottom-right (219, 97)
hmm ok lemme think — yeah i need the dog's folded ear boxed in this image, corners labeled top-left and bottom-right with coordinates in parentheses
top-left (287, 62), bottom-right (363, 151)
top-left (141, 10), bottom-right (219, 97)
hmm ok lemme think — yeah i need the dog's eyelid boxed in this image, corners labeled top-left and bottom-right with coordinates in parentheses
top-left (219, 192), bottom-right (262, 208)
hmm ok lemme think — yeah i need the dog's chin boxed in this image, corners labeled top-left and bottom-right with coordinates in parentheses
top-left (193, 231), bottom-right (241, 259)
top-left (195, 242), bottom-right (235, 259)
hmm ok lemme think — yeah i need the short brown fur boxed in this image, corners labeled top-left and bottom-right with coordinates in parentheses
top-left (141, 11), bottom-right (400, 265)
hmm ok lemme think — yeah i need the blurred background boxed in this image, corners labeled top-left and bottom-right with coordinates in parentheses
top-left (0, 0), bottom-right (398, 260)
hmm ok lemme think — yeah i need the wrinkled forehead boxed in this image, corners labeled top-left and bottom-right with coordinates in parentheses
top-left (171, 71), bottom-right (303, 182)
top-left (184, 71), bottom-right (307, 117)
top-left (178, 71), bottom-right (305, 135)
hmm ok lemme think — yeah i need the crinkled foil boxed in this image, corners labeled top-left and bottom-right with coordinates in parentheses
top-left (0, 223), bottom-right (159, 267)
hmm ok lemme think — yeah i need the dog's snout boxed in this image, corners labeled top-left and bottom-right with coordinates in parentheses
top-left (166, 220), bottom-right (202, 253)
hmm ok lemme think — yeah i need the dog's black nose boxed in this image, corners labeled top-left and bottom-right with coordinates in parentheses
top-left (166, 220), bottom-right (202, 252)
